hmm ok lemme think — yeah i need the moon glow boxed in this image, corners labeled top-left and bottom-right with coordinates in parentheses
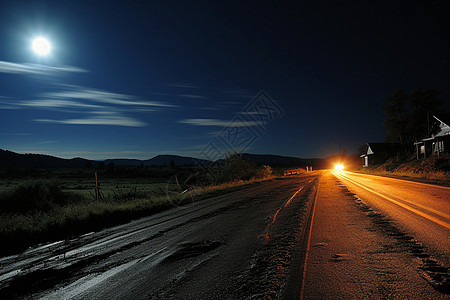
top-left (32, 37), bottom-right (51, 56)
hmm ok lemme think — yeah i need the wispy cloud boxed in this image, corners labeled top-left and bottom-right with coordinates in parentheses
top-left (0, 61), bottom-right (87, 75)
top-left (199, 106), bottom-right (222, 111)
top-left (178, 94), bottom-right (208, 99)
top-left (35, 113), bottom-right (146, 127)
top-left (20, 99), bottom-right (104, 109)
top-left (45, 85), bottom-right (178, 108)
top-left (37, 140), bottom-right (57, 144)
top-left (238, 111), bottom-right (264, 116)
top-left (178, 118), bottom-right (263, 127)
top-left (4, 84), bottom-right (179, 127)
top-left (0, 60), bottom-right (181, 128)
top-left (0, 104), bottom-right (17, 109)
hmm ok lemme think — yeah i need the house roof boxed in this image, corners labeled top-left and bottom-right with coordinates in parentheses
top-left (433, 113), bottom-right (450, 138)
top-left (434, 113), bottom-right (450, 126)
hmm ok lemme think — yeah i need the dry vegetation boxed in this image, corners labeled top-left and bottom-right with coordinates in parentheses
top-left (357, 155), bottom-right (450, 184)
top-left (0, 158), bottom-right (277, 255)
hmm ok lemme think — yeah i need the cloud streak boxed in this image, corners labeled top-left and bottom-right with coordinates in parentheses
top-left (1, 62), bottom-right (177, 127)
top-left (178, 94), bottom-right (208, 99)
top-left (178, 118), bottom-right (263, 127)
top-left (35, 113), bottom-right (146, 127)
top-left (20, 99), bottom-right (104, 109)
top-left (4, 84), bottom-right (179, 127)
top-left (44, 85), bottom-right (178, 108)
top-left (0, 61), bottom-right (87, 75)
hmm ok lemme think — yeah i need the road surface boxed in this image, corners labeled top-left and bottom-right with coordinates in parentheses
top-left (303, 170), bottom-right (449, 299)
top-left (0, 170), bottom-right (448, 299)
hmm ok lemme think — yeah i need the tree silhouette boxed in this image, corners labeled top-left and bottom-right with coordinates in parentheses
top-left (408, 88), bottom-right (443, 141)
top-left (382, 89), bottom-right (410, 145)
top-left (382, 88), bottom-right (444, 147)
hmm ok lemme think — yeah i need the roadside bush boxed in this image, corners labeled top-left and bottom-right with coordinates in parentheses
top-left (220, 154), bottom-right (257, 181)
top-left (0, 180), bottom-right (83, 213)
top-left (255, 165), bottom-right (273, 179)
top-left (382, 158), bottom-right (402, 172)
top-left (220, 154), bottom-right (274, 182)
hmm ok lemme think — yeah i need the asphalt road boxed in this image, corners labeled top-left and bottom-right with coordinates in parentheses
top-left (0, 174), bottom-right (320, 299)
top-left (0, 170), bottom-right (448, 299)
top-left (303, 170), bottom-right (449, 299)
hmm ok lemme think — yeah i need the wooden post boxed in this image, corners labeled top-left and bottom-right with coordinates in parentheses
top-left (416, 144), bottom-right (419, 160)
top-left (95, 171), bottom-right (99, 201)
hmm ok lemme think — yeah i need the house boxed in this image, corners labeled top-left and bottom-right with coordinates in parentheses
top-left (360, 143), bottom-right (401, 167)
top-left (414, 114), bottom-right (450, 159)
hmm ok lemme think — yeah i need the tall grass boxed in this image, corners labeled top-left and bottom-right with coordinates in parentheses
top-left (357, 156), bottom-right (450, 183)
top-left (0, 180), bottom-right (84, 213)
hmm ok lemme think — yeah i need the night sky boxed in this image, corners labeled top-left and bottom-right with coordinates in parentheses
top-left (0, 1), bottom-right (449, 160)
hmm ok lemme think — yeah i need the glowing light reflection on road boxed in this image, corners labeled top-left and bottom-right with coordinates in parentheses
top-left (265, 186), bottom-right (303, 242)
top-left (333, 171), bottom-right (450, 229)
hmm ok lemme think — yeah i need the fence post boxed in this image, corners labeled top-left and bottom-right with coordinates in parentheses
top-left (95, 171), bottom-right (99, 201)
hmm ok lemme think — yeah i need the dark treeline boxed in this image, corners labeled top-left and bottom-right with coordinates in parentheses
top-left (382, 88), bottom-right (445, 147)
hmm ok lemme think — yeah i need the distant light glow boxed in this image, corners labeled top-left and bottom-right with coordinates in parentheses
top-left (334, 164), bottom-right (344, 170)
top-left (32, 37), bottom-right (51, 56)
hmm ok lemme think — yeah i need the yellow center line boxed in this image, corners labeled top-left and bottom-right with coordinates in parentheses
top-left (338, 172), bottom-right (450, 220)
top-left (333, 171), bottom-right (450, 229)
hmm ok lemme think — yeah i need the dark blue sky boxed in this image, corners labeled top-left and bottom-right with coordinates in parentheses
top-left (0, 1), bottom-right (448, 160)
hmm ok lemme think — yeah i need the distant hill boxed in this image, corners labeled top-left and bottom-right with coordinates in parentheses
top-left (0, 149), bottom-right (91, 169)
top-left (103, 158), bottom-right (144, 167)
top-left (0, 149), bottom-right (212, 169)
top-left (105, 155), bottom-right (211, 167)
top-left (147, 155), bottom-right (210, 166)
top-left (0, 149), bottom-right (324, 169)
top-left (99, 154), bottom-right (322, 168)
top-left (240, 153), bottom-right (325, 168)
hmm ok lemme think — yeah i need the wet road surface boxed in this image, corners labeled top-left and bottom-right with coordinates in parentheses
top-left (0, 174), bottom-right (319, 299)
top-left (0, 170), bottom-right (448, 299)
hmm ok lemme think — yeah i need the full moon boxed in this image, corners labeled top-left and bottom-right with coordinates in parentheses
top-left (32, 37), bottom-right (51, 56)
